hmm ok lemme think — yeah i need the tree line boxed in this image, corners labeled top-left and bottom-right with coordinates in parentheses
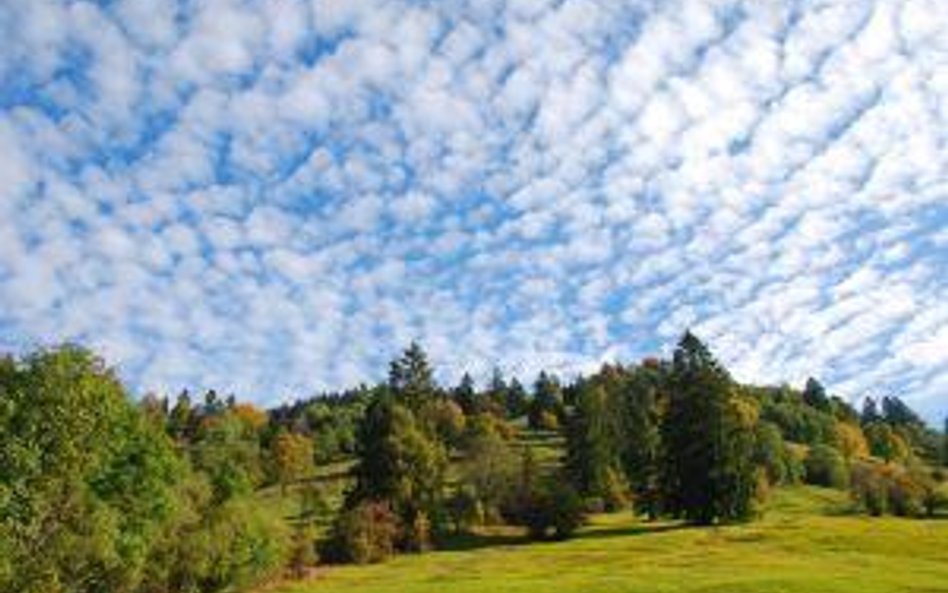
top-left (1, 333), bottom-right (946, 592)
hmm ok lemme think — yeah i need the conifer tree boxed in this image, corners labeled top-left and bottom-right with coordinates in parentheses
top-left (662, 331), bottom-right (758, 524)
top-left (388, 342), bottom-right (437, 412)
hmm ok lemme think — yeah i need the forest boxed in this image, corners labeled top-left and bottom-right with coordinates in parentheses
top-left (1, 332), bottom-right (946, 593)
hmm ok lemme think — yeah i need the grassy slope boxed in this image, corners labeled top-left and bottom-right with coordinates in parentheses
top-left (266, 486), bottom-right (948, 593)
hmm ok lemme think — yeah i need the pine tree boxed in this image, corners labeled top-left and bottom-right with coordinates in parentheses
top-left (662, 331), bottom-right (758, 524)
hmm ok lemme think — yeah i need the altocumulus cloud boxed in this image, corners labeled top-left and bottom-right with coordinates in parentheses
top-left (0, 0), bottom-right (945, 419)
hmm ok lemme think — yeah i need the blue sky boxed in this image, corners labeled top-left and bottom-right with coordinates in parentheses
top-left (0, 0), bottom-right (945, 420)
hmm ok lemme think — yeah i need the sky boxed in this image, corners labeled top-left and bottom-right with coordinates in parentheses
top-left (0, 0), bottom-right (945, 420)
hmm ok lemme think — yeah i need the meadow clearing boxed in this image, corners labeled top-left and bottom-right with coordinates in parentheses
top-left (266, 486), bottom-right (948, 593)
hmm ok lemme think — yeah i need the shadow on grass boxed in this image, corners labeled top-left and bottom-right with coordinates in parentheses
top-left (436, 519), bottom-right (695, 553)
top-left (437, 530), bottom-right (530, 552)
top-left (578, 520), bottom-right (694, 541)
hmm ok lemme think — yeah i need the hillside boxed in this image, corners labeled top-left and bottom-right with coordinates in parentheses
top-left (267, 487), bottom-right (948, 593)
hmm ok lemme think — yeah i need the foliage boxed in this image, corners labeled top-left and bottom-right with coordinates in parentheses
top-left (418, 398), bottom-right (466, 448)
top-left (192, 410), bottom-right (264, 502)
top-left (804, 445), bottom-right (849, 489)
top-left (324, 501), bottom-right (399, 564)
top-left (863, 422), bottom-right (910, 463)
top-left (833, 422), bottom-right (870, 460)
top-left (347, 397), bottom-right (447, 546)
top-left (0, 346), bottom-right (188, 593)
top-left (565, 381), bottom-right (627, 510)
top-left (269, 431), bottom-right (315, 493)
top-left (802, 377), bottom-right (830, 412)
top-left (619, 362), bottom-right (664, 518)
top-left (521, 478), bottom-right (585, 541)
top-left (458, 429), bottom-right (518, 519)
top-left (662, 332), bottom-right (759, 524)
top-left (754, 421), bottom-right (791, 485)
top-left (528, 371), bottom-right (564, 430)
top-left (388, 342), bottom-right (437, 412)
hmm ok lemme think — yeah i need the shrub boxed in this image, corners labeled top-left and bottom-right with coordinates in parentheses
top-left (850, 462), bottom-right (888, 516)
top-left (782, 447), bottom-right (805, 485)
top-left (166, 497), bottom-right (290, 593)
top-left (523, 480), bottom-right (585, 541)
top-left (324, 501), bottom-right (399, 564)
top-left (287, 523), bottom-right (318, 579)
top-left (804, 445), bottom-right (849, 489)
top-left (850, 462), bottom-right (940, 518)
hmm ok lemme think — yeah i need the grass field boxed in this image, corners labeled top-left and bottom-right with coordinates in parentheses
top-left (264, 486), bottom-right (948, 593)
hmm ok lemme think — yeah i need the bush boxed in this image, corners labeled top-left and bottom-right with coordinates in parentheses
top-left (324, 501), bottom-right (399, 564)
top-left (523, 480), bottom-right (585, 541)
top-left (850, 462), bottom-right (888, 516)
top-left (166, 496), bottom-right (290, 593)
top-left (850, 462), bottom-right (940, 518)
top-left (287, 523), bottom-right (318, 579)
top-left (782, 447), bottom-right (806, 485)
top-left (804, 445), bottom-right (849, 489)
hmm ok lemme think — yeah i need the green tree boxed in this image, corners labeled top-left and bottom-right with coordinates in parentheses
top-left (864, 422), bottom-right (910, 463)
top-left (802, 377), bottom-right (830, 412)
top-left (168, 389), bottom-right (194, 441)
top-left (0, 346), bottom-right (188, 593)
top-left (505, 377), bottom-right (529, 419)
top-left (192, 409), bottom-right (264, 502)
top-left (620, 363), bottom-right (664, 518)
top-left (388, 342), bottom-right (437, 412)
top-left (754, 421), bottom-right (789, 485)
top-left (662, 332), bottom-right (759, 524)
top-left (943, 416), bottom-right (948, 467)
top-left (803, 444), bottom-right (849, 489)
top-left (347, 397), bottom-right (447, 548)
top-left (452, 372), bottom-right (477, 415)
top-left (270, 431), bottom-right (316, 494)
top-left (529, 371), bottom-right (563, 430)
top-left (565, 382), bottom-right (627, 510)
top-left (458, 428), bottom-right (518, 519)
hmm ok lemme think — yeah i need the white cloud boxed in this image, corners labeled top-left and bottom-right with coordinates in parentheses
top-left (0, 0), bottom-right (944, 419)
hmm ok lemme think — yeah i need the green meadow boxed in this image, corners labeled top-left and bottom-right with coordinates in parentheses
top-left (268, 487), bottom-right (948, 593)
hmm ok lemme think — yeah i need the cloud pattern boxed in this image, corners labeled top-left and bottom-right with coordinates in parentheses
top-left (0, 0), bottom-right (946, 419)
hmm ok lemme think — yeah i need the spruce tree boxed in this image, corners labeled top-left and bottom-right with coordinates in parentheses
top-left (565, 383), bottom-right (618, 500)
top-left (388, 342), bottom-right (437, 412)
top-left (662, 331), bottom-right (758, 524)
top-left (621, 363), bottom-right (664, 518)
top-left (452, 372), bottom-right (477, 415)
top-left (802, 377), bottom-right (830, 411)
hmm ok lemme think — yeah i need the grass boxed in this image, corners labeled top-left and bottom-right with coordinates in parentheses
top-left (264, 486), bottom-right (948, 593)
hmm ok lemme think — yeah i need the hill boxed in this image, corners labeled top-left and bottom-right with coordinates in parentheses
top-left (266, 487), bottom-right (948, 593)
